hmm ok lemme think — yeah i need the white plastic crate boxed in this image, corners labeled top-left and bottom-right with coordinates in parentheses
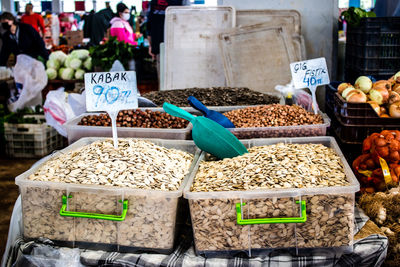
top-left (4, 116), bottom-right (63, 158)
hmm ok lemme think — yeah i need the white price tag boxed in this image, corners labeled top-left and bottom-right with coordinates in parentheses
top-left (85, 71), bottom-right (138, 148)
top-left (85, 71), bottom-right (138, 112)
top-left (290, 58), bottom-right (330, 114)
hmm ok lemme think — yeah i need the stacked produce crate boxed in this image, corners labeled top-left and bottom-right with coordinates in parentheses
top-left (345, 17), bottom-right (400, 82)
top-left (4, 115), bottom-right (63, 158)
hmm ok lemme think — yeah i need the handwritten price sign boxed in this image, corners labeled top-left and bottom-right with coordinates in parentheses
top-left (85, 71), bottom-right (138, 112)
top-left (290, 58), bottom-right (330, 89)
top-left (85, 71), bottom-right (138, 148)
top-left (289, 58), bottom-right (330, 114)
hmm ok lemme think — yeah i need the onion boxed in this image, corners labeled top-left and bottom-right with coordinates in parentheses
top-left (389, 101), bottom-right (400, 118)
top-left (346, 90), bottom-right (367, 103)
top-left (394, 71), bottom-right (400, 83)
top-left (393, 83), bottom-right (400, 94)
top-left (355, 76), bottom-right (372, 93)
top-left (373, 80), bottom-right (391, 91)
top-left (342, 87), bottom-right (356, 99)
top-left (369, 87), bottom-right (389, 105)
top-left (368, 101), bottom-right (381, 115)
top-left (388, 91), bottom-right (400, 105)
top-left (337, 83), bottom-right (353, 94)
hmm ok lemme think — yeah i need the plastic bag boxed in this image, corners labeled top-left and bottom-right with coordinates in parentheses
top-left (110, 60), bottom-right (125, 72)
top-left (14, 246), bottom-right (83, 267)
top-left (8, 55), bottom-right (48, 112)
top-left (44, 88), bottom-right (86, 137)
top-left (275, 80), bottom-right (317, 112)
top-left (293, 90), bottom-right (317, 112)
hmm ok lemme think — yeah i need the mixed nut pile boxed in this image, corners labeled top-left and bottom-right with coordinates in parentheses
top-left (191, 143), bottom-right (349, 192)
top-left (143, 87), bottom-right (280, 107)
top-left (224, 104), bottom-right (324, 128)
top-left (28, 139), bottom-right (193, 190)
top-left (78, 109), bottom-right (188, 129)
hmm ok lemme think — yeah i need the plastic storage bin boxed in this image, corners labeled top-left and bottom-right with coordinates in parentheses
top-left (330, 113), bottom-right (399, 145)
top-left (4, 115), bottom-right (63, 158)
top-left (16, 137), bottom-right (199, 253)
top-left (64, 111), bottom-right (193, 144)
top-left (184, 136), bottom-right (359, 257)
top-left (345, 17), bottom-right (400, 82)
top-left (333, 92), bottom-right (400, 124)
top-left (226, 112), bottom-right (330, 139)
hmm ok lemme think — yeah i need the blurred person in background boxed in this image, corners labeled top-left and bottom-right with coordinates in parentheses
top-left (110, 3), bottom-right (138, 45)
top-left (0, 12), bottom-right (49, 66)
top-left (21, 3), bottom-right (46, 37)
top-left (147, 0), bottom-right (182, 78)
top-left (85, 3), bottom-right (114, 45)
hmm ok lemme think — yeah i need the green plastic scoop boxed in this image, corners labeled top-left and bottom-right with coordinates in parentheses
top-left (163, 102), bottom-right (248, 159)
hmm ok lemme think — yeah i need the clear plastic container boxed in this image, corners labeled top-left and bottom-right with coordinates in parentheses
top-left (164, 6), bottom-right (235, 90)
top-left (64, 111), bottom-right (193, 144)
top-left (226, 112), bottom-right (330, 139)
top-left (184, 136), bottom-right (360, 257)
top-left (4, 115), bottom-right (63, 158)
top-left (16, 137), bottom-right (200, 253)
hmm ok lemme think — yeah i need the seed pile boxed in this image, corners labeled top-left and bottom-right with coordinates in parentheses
top-left (191, 143), bottom-right (349, 192)
top-left (79, 109), bottom-right (188, 129)
top-left (190, 194), bottom-right (354, 251)
top-left (224, 104), bottom-right (323, 128)
top-left (29, 139), bottom-right (193, 191)
top-left (143, 87), bottom-right (280, 107)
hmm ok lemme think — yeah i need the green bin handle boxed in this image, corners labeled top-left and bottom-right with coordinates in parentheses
top-left (60, 195), bottom-right (128, 221)
top-left (236, 200), bottom-right (307, 225)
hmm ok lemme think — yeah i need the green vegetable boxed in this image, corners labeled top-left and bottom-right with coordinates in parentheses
top-left (69, 58), bottom-right (82, 70)
top-left (58, 67), bottom-right (65, 79)
top-left (3, 106), bottom-right (44, 124)
top-left (341, 7), bottom-right (376, 27)
top-left (70, 49), bottom-right (90, 61)
top-left (83, 57), bottom-right (92, 71)
top-left (49, 51), bottom-right (68, 65)
top-left (46, 68), bottom-right (58, 80)
top-left (74, 69), bottom-right (85, 80)
top-left (64, 55), bottom-right (74, 68)
top-left (89, 36), bottom-right (141, 71)
top-left (46, 59), bottom-right (60, 70)
top-left (61, 68), bottom-right (75, 80)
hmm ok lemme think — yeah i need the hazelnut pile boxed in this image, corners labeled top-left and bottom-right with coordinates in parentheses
top-left (224, 104), bottom-right (323, 128)
top-left (78, 109), bottom-right (189, 129)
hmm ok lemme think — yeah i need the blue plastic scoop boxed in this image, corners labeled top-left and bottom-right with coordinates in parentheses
top-left (163, 102), bottom-right (247, 159)
top-left (188, 96), bottom-right (235, 128)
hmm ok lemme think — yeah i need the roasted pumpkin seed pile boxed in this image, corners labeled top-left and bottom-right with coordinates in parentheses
top-left (191, 143), bottom-right (349, 192)
top-left (29, 139), bottom-right (193, 191)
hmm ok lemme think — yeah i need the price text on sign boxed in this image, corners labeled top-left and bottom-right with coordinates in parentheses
top-left (85, 71), bottom-right (138, 112)
top-left (290, 58), bottom-right (330, 89)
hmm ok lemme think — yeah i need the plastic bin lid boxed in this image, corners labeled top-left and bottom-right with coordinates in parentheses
top-left (219, 24), bottom-right (297, 94)
top-left (164, 6), bottom-right (235, 90)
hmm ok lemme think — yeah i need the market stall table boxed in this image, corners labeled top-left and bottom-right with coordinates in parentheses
top-left (1, 198), bottom-right (388, 267)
